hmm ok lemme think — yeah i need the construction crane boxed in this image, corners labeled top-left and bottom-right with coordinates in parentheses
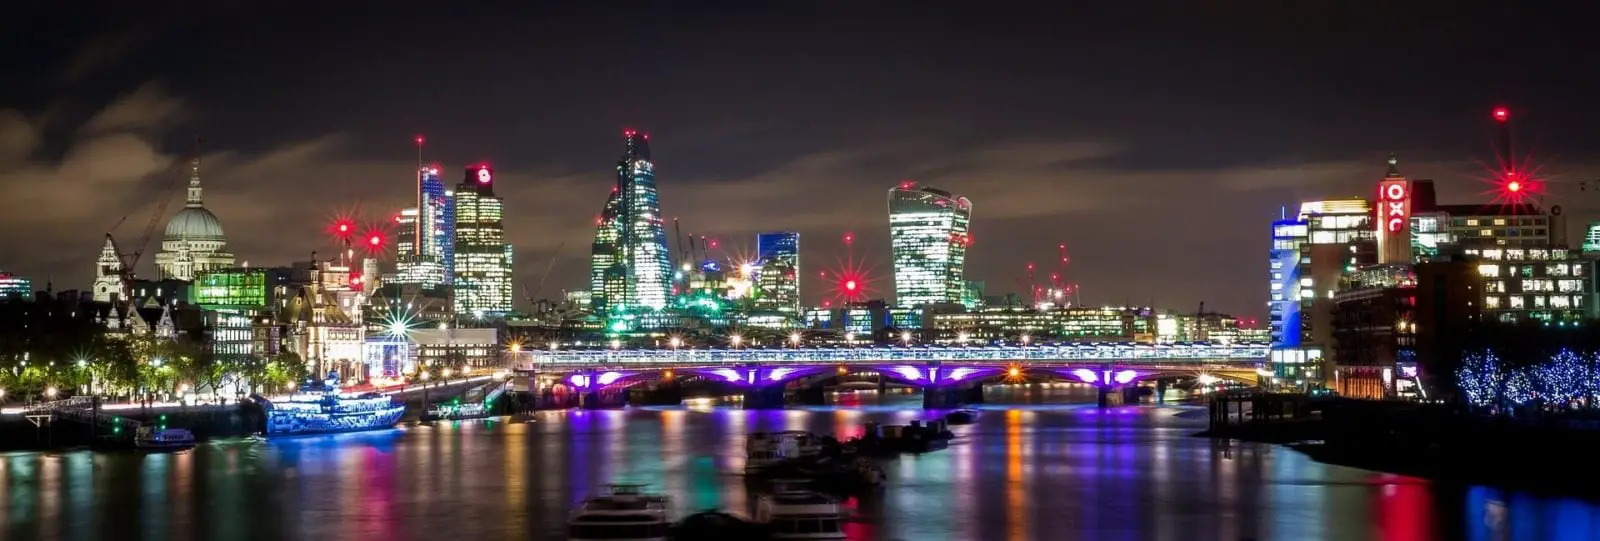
top-left (110, 137), bottom-right (202, 278)
top-left (521, 240), bottom-right (566, 305)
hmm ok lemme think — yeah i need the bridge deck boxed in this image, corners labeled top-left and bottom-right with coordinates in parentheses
top-left (521, 342), bottom-right (1268, 369)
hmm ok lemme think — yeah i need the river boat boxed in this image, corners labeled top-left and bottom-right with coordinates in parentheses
top-left (133, 426), bottom-right (196, 451)
top-left (755, 482), bottom-right (847, 539)
top-left (567, 484), bottom-right (671, 541)
top-left (255, 391), bottom-right (405, 436)
top-left (746, 431), bottom-right (823, 474)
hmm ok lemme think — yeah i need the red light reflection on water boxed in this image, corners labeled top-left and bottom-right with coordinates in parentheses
top-left (1371, 473), bottom-right (1433, 541)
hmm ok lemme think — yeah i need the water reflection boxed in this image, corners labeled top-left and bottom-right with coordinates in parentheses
top-left (3, 386), bottom-right (1600, 540)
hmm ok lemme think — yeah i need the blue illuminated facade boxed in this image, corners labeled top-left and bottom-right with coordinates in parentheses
top-left (420, 166), bottom-right (454, 286)
top-left (1269, 219), bottom-right (1307, 347)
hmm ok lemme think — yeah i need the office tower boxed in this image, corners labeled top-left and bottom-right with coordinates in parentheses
top-left (888, 181), bottom-right (972, 308)
top-left (600, 130), bottom-right (672, 312)
top-left (1268, 219), bottom-right (1307, 347)
top-left (590, 188), bottom-right (623, 313)
top-left (452, 165), bottom-right (512, 317)
top-left (755, 231), bottom-right (801, 315)
top-left (394, 165), bottom-right (452, 287)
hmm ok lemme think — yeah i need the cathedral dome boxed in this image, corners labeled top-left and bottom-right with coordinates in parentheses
top-left (164, 206), bottom-right (226, 242)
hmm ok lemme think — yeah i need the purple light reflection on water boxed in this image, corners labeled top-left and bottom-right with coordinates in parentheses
top-left (12, 391), bottom-right (1600, 540)
top-left (1072, 369), bottom-right (1099, 383)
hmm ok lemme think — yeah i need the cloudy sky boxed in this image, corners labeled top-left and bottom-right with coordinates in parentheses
top-left (4, 2), bottom-right (1599, 319)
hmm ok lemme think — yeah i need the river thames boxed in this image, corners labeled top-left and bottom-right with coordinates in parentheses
top-left (3, 386), bottom-right (1598, 541)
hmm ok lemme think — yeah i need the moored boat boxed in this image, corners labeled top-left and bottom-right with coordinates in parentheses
top-left (254, 390), bottom-right (405, 436)
top-left (567, 484), bottom-right (671, 541)
top-left (746, 431), bottom-right (823, 474)
top-left (134, 426), bottom-right (196, 451)
top-left (755, 482), bottom-right (847, 539)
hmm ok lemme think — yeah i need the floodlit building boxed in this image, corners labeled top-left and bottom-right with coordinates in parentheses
top-left (452, 165), bottom-right (513, 318)
top-left (754, 231), bottom-right (801, 317)
top-left (392, 165), bottom-right (453, 288)
top-left (927, 306), bottom-right (1159, 343)
top-left (155, 156), bottom-right (236, 281)
top-left (91, 235), bottom-right (129, 303)
top-left (589, 187), bottom-right (624, 314)
top-left (1331, 264), bottom-right (1419, 400)
top-left (888, 181), bottom-right (972, 309)
top-left (0, 271), bottom-right (30, 298)
top-left (1464, 246), bottom-right (1596, 324)
top-left (1269, 219), bottom-right (1307, 346)
top-left (600, 130), bottom-right (672, 313)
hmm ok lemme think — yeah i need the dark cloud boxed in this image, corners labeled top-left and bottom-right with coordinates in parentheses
top-left (5, 3), bottom-right (1600, 319)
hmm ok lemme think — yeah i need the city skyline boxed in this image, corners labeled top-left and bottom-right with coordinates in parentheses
top-left (5, 3), bottom-right (1600, 319)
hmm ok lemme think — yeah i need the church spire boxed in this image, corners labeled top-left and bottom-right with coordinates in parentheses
top-left (1385, 152), bottom-right (1402, 178)
top-left (185, 137), bottom-right (205, 208)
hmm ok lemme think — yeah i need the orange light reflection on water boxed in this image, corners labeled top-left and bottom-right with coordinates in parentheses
top-left (1006, 409), bottom-right (1028, 541)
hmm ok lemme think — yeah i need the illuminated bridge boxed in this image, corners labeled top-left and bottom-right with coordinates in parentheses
top-left (516, 342), bottom-right (1269, 409)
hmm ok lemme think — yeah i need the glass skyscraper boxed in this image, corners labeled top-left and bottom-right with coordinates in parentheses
top-left (755, 231), bottom-right (801, 315)
top-left (393, 166), bottom-right (452, 287)
top-left (597, 130), bottom-right (671, 312)
top-left (452, 165), bottom-right (512, 317)
top-left (888, 181), bottom-right (972, 308)
top-left (590, 188), bottom-right (624, 313)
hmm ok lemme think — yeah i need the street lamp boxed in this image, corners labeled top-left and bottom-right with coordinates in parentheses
top-left (549, 341), bottom-right (560, 351)
top-left (669, 336), bottom-right (683, 350)
top-left (901, 331), bottom-right (912, 346)
top-left (45, 386), bottom-right (58, 399)
top-left (1021, 334), bottom-right (1031, 345)
top-left (730, 334), bottom-right (743, 349)
top-left (789, 332), bottom-right (802, 347)
top-left (610, 339), bottom-right (621, 350)
top-left (957, 332), bottom-right (970, 345)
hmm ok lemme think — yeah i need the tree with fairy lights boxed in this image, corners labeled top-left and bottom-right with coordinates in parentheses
top-left (1533, 349), bottom-right (1588, 406)
top-left (1456, 350), bottom-right (1503, 408)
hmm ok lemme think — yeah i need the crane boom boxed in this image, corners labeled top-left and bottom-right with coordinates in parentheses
top-left (126, 137), bottom-right (203, 275)
top-left (526, 241), bottom-right (566, 302)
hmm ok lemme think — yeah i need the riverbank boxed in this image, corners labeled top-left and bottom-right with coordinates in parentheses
top-left (1197, 398), bottom-right (1600, 498)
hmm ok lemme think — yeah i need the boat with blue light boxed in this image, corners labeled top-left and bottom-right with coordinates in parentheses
top-left (253, 374), bottom-right (406, 436)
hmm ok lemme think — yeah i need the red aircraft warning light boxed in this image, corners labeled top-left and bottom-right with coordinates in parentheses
top-left (1493, 107), bottom-right (1509, 122)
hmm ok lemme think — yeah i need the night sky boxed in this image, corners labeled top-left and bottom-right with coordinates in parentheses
top-left (4, 2), bottom-right (1600, 319)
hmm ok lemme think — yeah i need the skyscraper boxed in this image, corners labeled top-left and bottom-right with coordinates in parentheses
top-left (598, 130), bottom-right (672, 312)
top-left (754, 231), bottom-right (801, 315)
top-left (394, 165), bottom-right (452, 287)
top-left (888, 181), bottom-right (972, 308)
top-left (452, 164), bottom-right (512, 317)
top-left (589, 188), bottom-right (624, 313)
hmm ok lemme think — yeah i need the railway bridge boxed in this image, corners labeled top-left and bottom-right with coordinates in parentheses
top-left (516, 342), bottom-right (1268, 409)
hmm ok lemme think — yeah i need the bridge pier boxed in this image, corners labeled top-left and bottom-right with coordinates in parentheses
top-left (628, 381), bottom-right (683, 406)
top-left (1156, 379), bottom-right (1168, 403)
top-left (922, 383), bottom-right (984, 409)
top-left (742, 385), bottom-right (787, 410)
top-left (579, 388), bottom-right (627, 410)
